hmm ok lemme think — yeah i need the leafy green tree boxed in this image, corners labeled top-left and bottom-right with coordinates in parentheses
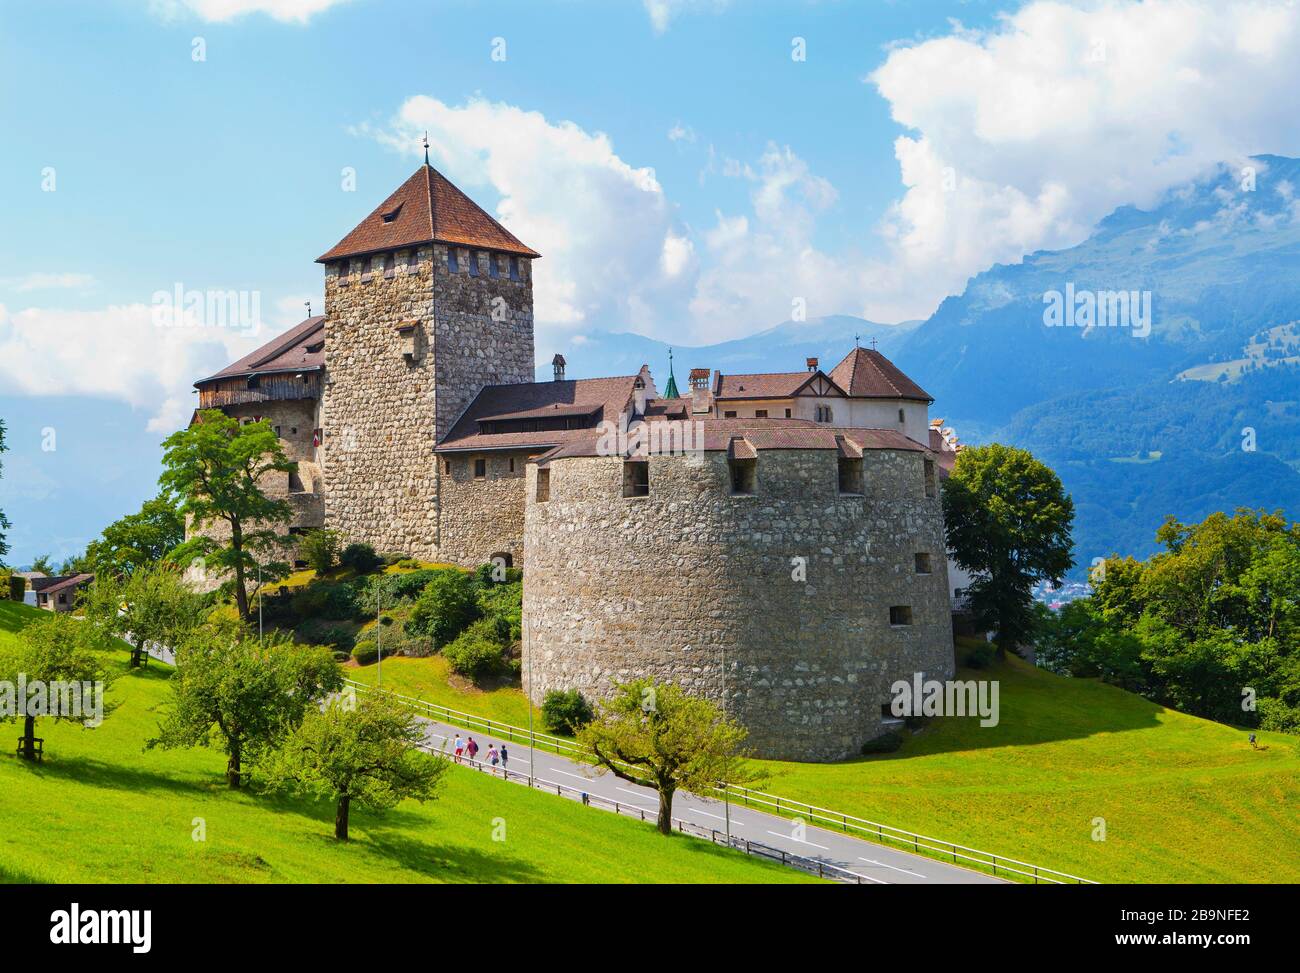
top-left (943, 444), bottom-right (1075, 655)
top-left (0, 418), bottom-right (9, 564)
top-left (148, 627), bottom-right (341, 787)
top-left (542, 688), bottom-right (594, 735)
top-left (29, 554), bottom-right (55, 575)
top-left (83, 494), bottom-right (185, 576)
top-left (261, 694), bottom-right (448, 840)
top-left (405, 570), bottom-right (480, 647)
top-left (442, 617), bottom-right (511, 682)
top-left (299, 528), bottom-right (341, 574)
top-left (82, 562), bottom-right (206, 668)
top-left (0, 614), bottom-right (116, 760)
top-left (159, 410), bottom-right (295, 621)
top-left (577, 679), bottom-right (765, 835)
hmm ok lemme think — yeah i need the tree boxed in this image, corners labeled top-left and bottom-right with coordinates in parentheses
top-left (0, 417), bottom-right (9, 564)
top-left (29, 554), bottom-right (55, 575)
top-left (299, 528), bottom-right (341, 574)
top-left (405, 569), bottom-right (480, 647)
top-left (148, 627), bottom-right (341, 787)
top-left (261, 694), bottom-right (448, 840)
top-left (83, 493), bottom-right (185, 576)
top-left (542, 688), bottom-right (594, 735)
top-left (576, 679), bottom-right (765, 835)
top-left (0, 614), bottom-right (116, 760)
top-left (82, 562), bottom-right (206, 668)
top-left (942, 444), bottom-right (1075, 655)
top-left (159, 410), bottom-right (295, 621)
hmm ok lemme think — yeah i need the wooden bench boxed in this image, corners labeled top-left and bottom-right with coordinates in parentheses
top-left (16, 737), bottom-right (44, 761)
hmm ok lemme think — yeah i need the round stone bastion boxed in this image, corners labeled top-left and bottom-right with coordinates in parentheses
top-left (521, 445), bottom-right (955, 762)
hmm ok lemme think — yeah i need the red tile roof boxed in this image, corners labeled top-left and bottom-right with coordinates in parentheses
top-left (714, 370), bottom-right (842, 400)
top-left (317, 165), bottom-right (540, 263)
top-left (437, 375), bottom-right (639, 452)
top-left (195, 316), bottom-right (325, 386)
top-left (828, 347), bottom-right (932, 402)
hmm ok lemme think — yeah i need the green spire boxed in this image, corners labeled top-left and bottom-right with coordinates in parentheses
top-left (662, 347), bottom-right (680, 399)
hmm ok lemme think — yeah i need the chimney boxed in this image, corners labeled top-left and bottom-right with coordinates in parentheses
top-left (552, 353), bottom-right (566, 382)
top-left (806, 357), bottom-right (819, 372)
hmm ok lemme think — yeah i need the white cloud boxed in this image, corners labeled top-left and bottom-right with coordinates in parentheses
top-left (375, 96), bottom-right (694, 351)
top-left (865, 0), bottom-right (1300, 319)
top-left (148, 0), bottom-right (353, 23)
top-left (667, 122), bottom-right (696, 144)
top-left (0, 295), bottom-right (313, 434)
top-left (644, 0), bottom-right (731, 34)
top-left (4, 273), bottom-right (96, 293)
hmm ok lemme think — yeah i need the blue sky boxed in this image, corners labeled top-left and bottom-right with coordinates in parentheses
top-left (6, 0), bottom-right (1300, 564)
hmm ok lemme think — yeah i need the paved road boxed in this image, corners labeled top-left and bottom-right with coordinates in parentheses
top-left (416, 718), bottom-right (1004, 885)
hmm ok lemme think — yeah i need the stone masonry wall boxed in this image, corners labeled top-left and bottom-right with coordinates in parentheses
top-left (321, 245), bottom-right (534, 559)
top-left (521, 448), bottom-right (954, 762)
top-left (438, 449), bottom-right (533, 567)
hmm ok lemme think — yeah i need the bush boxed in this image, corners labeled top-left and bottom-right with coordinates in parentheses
top-left (351, 640), bottom-right (379, 665)
top-left (4, 573), bottom-right (24, 602)
top-left (331, 649), bottom-right (352, 662)
top-left (442, 619), bottom-right (510, 682)
top-left (860, 730), bottom-right (904, 755)
top-left (339, 542), bottom-right (382, 574)
top-left (291, 581), bottom-right (359, 621)
top-left (542, 689), bottom-right (594, 735)
top-left (961, 642), bottom-right (997, 669)
top-left (405, 569), bottom-right (480, 648)
top-left (299, 529), bottom-right (342, 574)
top-left (395, 558), bottom-right (422, 570)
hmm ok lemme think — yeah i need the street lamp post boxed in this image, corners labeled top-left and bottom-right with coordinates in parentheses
top-left (526, 625), bottom-right (535, 780)
top-left (722, 641), bottom-right (731, 844)
top-left (257, 561), bottom-right (263, 643)
top-left (376, 584), bottom-right (382, 687)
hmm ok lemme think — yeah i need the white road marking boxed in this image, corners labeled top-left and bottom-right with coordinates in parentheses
top-left (766, 831), bottom-right (830, 851)
top-left (843, 869), bottom-right (890, 885)
top-left (859, 857), bottom-right (925, 878)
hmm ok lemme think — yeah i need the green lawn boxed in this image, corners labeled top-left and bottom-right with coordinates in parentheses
top-left (332, 629), bottom-right (1300, 884)
top-left (0, 606), bottom-right (812, 884)
top-left (346, 654), bottom-right (541, 729)
top-left (750, 654), bottom-right (1300, 884)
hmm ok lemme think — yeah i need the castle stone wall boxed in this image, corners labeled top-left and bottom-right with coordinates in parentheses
top-left (439, 449), bottom-right (532, 567)
top-left (521, 448), bottom-right (954, 762)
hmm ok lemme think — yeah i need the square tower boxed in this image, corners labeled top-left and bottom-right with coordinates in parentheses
top-left (316, 163), bottom-right (538, 559)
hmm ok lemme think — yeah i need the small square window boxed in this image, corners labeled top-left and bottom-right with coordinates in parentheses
top-left (729, 458), bottom-right (756, 495)
top-left (784, 408), bottom-right (792, 418)
top-left (474, 458), bottom-right (486, 479)
top-left (754, 409), bottom-right (768, 419)
top-left (623, 460), bottom-right (649, 498)
top-left (914, 553), bottom-right (932, 574)
top-left (536, 468), bottom-right (551, 502)
top-left (724, 410), bottom-right (737, 419)
top-left (889, 606), bottom-right (913, 626)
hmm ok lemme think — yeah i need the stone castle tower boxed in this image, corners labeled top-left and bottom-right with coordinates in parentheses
top-left (315, 162), bottom-right (540, 558)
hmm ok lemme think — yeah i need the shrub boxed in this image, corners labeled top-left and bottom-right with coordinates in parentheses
top-left (331, 649), bottom-right (352, 662)
top-left (860, 730), bottom-right (904, 755)
top-left (299, 529), bottom-right (342, 574)
top-left (339, 542), bottom-right (382, 574)
top-left (542, 689), bottom-right (594, 735)
top-left (351, 640), bottom-right (379, 665)
top-left (395, 558), bottom-right (422, 570)
top-left (961, 642), bottom-right (997, 669)
top-left (291, 581), bottom-right (359, 621)
top-left (405, 570), bottom-right (480, 648)
top-left (442, 619), bottom-right (509, 682)
top-left (4, 573), bottom-right (24, 602)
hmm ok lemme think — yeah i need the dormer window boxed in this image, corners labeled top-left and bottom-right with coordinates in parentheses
top-left (381, 203), bottom-right (403, 223)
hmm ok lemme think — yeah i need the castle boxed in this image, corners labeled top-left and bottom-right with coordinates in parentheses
top-left (191, 161), bottom-right (956, 761)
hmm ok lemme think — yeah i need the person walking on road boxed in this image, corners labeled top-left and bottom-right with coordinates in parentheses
top-left (466, 737), bottom-right (479, 763)
top-left (500, 744), bottom-right (509, 769)
top-left (487, 744), bottom-right (500, 768)
top-left (453, 734), bottom-right (464, 763)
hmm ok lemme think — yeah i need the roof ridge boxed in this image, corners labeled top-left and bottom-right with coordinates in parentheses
top-left (862, 349), bottom-right (904, 397)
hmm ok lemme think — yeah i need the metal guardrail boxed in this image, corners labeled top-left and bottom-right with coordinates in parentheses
top-left (416, 741), bottom-right (868, 884)
top-left (346, 678), bottom-right (1097, 885)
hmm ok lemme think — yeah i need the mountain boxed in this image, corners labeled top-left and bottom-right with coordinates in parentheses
top-left (536, 315), bottom-right (920, 385)
top-left (894, 155), bottom-right (1300, 572)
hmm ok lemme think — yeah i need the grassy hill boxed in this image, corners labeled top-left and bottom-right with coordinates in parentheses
top-left (754, 654), bottom-right (1300, 884)
top-left (0, 604), bottom-right (812, 884)
top-left (335, 635), bottom-right (1300, 884)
